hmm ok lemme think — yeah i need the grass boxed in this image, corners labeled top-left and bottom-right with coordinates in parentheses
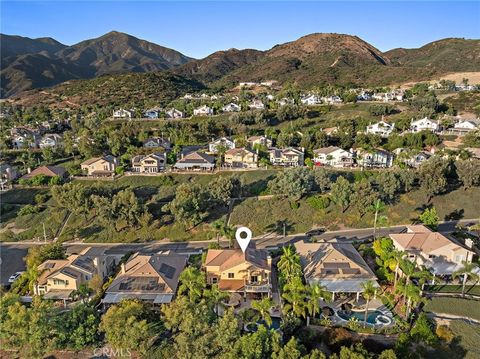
top-left (0, 188), bottom-right (48, 204)
top-left (425, 284), bottom-right (480, 296)
top-left (424, 297), bottom-right (480, 321)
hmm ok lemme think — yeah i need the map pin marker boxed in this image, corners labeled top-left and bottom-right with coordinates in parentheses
top-left (235, 227), bottom-right (252, 253)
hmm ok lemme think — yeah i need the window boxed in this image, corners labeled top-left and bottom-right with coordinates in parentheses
top-left (228, 273), bottom-right (234, 279)
top-left (211, 277), bottom-right (218, 284)
top-left (428, 255), bottom-right (436, 259)
top-left (250, 275), bottom-right (258, 283)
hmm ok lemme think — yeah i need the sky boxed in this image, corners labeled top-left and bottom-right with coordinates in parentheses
top-left (1, 1), bottom-right (479, 59)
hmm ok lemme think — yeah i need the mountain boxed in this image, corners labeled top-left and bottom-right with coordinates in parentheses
top-left (0, 34), bottom-right (66, 59)
top-left (1, 31), bottom-right (193, 97)
top-left (55, 31), bottom-right (192, 77)
top-left (3, 32), bottom-right (480, 102)
top-left (172, 48), bottom-right (265, 85)
top-left (385, 38), bottom-right (480, 72)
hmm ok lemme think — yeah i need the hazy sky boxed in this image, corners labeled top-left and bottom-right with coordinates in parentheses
top-left (2, 1), bottom-right (479, 58)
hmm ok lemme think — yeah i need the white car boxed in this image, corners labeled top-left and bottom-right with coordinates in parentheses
top-left (8, 271), bottom-right (24, 284)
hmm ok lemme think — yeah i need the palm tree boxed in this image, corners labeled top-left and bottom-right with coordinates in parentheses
top-left (400, 259), bottom-right (416, 301)
top-left (369, 199), bottom-right (386, 239)
top-left (178, 267), bottom-right (206, 302)
top-left (251, 297), bottom-right (274, 327)
top-left (412, 266), bottom-right (434, 296)
top-left (205, 284), bottom-right (229, 316)
top-left (453, 261), bottom-right (480, 297)
top-left (277, 246), bottom-right (302, 282)
top-left (70, 283), bottom-right (92, 304)
top-left (211, 220), bottom-right (236, 248)
top-left (282, 277), bottom-right (308, 319)
top-left (306, 283), bottom-right (332, 326)
top-left (385, 250), bottom-right (405, 290)
top-left (211, 220), bottom-right (224, 246)
top-left (361, 280), bottom-right (376, 327)
top-left (404, 283), bottom-right (423, 320)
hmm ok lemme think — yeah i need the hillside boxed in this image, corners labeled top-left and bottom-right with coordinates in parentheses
top-left (1, 31), bottom-right (193, 98)
top-left (9, 71), bottom-right (205, 108)
top-left (385, 38), bottom-right (480, 72)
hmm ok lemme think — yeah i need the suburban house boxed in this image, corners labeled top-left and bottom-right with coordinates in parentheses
top-left (102, 251), bottom-right (187, 306)
top-left (301, 94), bottom-right (321, 105)
top-left (224, 148), bottom-right (258, 168)
top-left (209, 137), bottom-right (235, 153)
top-left (166, 108), bottom-right (184, 119)
top-left (406, 151), bottom-right (432, 168)
top-left (222, 103), bottom-right (241, 112)
top-left (356, 149), bottom-right (394, 168)
top-left (11, 127), bottom-right (41, 149)
top-left (357, 91), bottom-right (372, 101)
top-left (144, 108), bottom-right (162, 119)
top-left (452, 119), bottom-right (480, 135)
top-left (365, 121), bottom-right (395, 137)
top-left (81, 155), bottom-right (118, 177)
top-left (313, 146), bottom-right (354, 168)
top-left (269, 147), bottom-right (304, 167)
top-left (21, 165), bottom-right (66, 180)
top-left (249, 100), bottom-right (265, 110)
top-left (203, 247), bottom-right (272, 299)
top-left (294, 240), bottom-right (378, 301)
top-left (390, 225), bottom-right (476, 276)
top-left (113, 109), bottom-right (133, 119)
top-left (410, 117), bottom-right (440, 133)
top-left (278, 98), bottom-right (295, 106)
top-left (194, 105), bottom-right (214, 116)
top-left (39, 134), bottom-right (63, 148)
top-left (246, 135), bottom-right (272, 148)
top-left (322, 95), bottom-right (343, 104)
top-left (131, 153), bottom-right (166, 173)
top-left (143, 137), bottom-right (171, 150)
top-left (34, 247), bottom-right (121, 302)
top-left (174, 151), bottom-right (215, 171)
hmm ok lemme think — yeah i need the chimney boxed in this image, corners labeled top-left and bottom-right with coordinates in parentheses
top-left (121, 263), bottom-right (126, 274)
top-left (465, 238), bottom-right (474, 249)
top-left (267, 255), bottom-right (272, 268)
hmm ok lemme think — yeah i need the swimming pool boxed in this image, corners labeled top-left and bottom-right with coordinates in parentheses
top-left (337, 310), bottom-right (391, 325)
top-left (245, 317), bottom-right (282, 332)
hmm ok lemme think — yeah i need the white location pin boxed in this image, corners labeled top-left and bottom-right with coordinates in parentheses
top-left (235, 227), bottom-right (252, 253)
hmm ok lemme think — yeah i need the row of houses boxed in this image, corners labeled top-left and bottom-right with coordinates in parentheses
top-left (366, 117), bottom-right (480, 138)
top-left (33, 223), bottom-right (475, 307)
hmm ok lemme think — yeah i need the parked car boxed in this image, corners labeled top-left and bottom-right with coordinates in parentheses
top-left (306, 228), bottom-right (326, 237)
top-left (8, 271), bottom-right (24, 284)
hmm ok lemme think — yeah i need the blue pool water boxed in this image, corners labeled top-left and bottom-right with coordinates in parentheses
top-left (248, 317), bottom-right (282, 331)
top-left (337, 310), bottom-right (386, 324)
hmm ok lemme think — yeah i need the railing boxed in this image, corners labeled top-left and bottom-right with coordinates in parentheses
top-left (245, 283), bottom-right (272, 293)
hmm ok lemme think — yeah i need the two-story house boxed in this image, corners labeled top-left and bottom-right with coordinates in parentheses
top-left (269, 147), bottom-right (304, 167)
top-left (174, 151), bottom-right (215, 171)
top-left (222, 103), bottom-right (241, 112)
top-left (209, 137), bottom-right (235, 153)
top-left (39, 134), bottom-right (63, 149)
top-left (356, 149), bottom-right (394, 168)
top-left (113, 109), bottom-right (133, 119)
top-left (204, 247), bottom-right (272, 299)
top-left (313, 146), bottom-right (354, 168)
top-left (224, 148), bottom-right (258, 168)
top-left (194, 105), bottom-right (214, 116)
top-left (143, 137), bottom-right (171, 150)
top-left (131, 153), bottom-right (166, 173)
top-left (81, 155), bottom-right (118, 177)
top-left (410, 117), bottom-right (440, 133)
top-left (165, 108), bottom-right (184, 119)
top-left (365, 121), bottom-right (395, 138)
top-left (246, 135), bottom-right (272, 149)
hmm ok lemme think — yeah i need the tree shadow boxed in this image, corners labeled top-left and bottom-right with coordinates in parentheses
top-left (444, 209), bottom-right (464, 221)
top-left (77, 225), bottom-right (104, 239)
top-left (264, 219), bottom-right (294, 235)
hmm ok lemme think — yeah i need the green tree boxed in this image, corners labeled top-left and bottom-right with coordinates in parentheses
top-left (418, 157), bottom-right (449, 202)
top-left (351, 180), bottom-right (378, 217)
top-left (419, 207), bottom-right (439, 230)
top-left (282, 277), bottom-right (308, 319)
top-left (56, 303), bottom-right (100, 350)
top-left (330, 176), bottom-right (353, 213)
top-left (456, 159), bottom-right (480, 189)
top-left (178, 267), bottom-right (206, 302)
top-left (165, 183), bottom-right (208, 227)
top-left (376, 171), bottom-right (400, 202)
top-left (100, 300), bottom-right (154, 355)
top-left (452, 261), bottom-right (480, 297)
top-left (307, 283), bottom-right (332, 326)
top-left (268, 167), bottom-right (314, 202)
top-left (361, 280), bottom-right (376, 327)
top-left (277, 246), bottom-right (302, 282)
top-left (368, 199), bottom-right (386, 239)
top-left (251, 297), bottom-right (274, 327)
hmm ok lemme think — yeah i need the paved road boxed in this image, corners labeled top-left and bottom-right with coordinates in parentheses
top-left (1, 219), bottom-right (476, 286)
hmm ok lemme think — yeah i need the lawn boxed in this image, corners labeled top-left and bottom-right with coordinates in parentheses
top-left (424, 297), bottom-right (480, 321)
top-left (427, 321), bottom-right (480, 359)
top-left (425, 284), bottom-right (480, 296)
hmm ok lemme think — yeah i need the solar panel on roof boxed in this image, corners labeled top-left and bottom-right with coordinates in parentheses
top-left (159, 263), bottom-right (176, 279)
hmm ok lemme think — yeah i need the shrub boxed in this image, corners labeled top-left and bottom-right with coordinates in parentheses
top-left (436, 325), bottom-right (454, 344)
top-left (34, 193), bottom-right (50, 204)
top-left (30, 175), bottom-right (50, 186)
top-left (324, 327), bottom-right (354, 351)
top-left (17, 204), bottom-right (40, 216)
top-left (48, 176), bottom-right (63, 186)
top-left (307, 195), bottom-right (330, 210)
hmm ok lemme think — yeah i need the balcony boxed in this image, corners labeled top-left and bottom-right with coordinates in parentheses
top-left (245, 282), bottom-right (272, 293)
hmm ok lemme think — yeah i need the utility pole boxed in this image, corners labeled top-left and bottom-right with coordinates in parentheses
top-left (283, 222), bottom-right (286, 238)
top-left (43, 223), bottom-right (47, 242)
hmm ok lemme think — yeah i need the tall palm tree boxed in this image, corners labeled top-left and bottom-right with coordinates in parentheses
top-left (404, 283), bottom-right (423, 320)
top-left (385, 250), bottom-right (405, 290)
top-left (282, 277), bottom-right (308, 319)
top-left (400, 259), bottom-right (417, 301)
top-left (211, 220), bottom-right (224, 246)
top-left (205, 284), bottom-right (229, 317)
top-left (178, 267), bottom-right (206, 302)
top-left (211, 220), bottom-right (235, 248)
top-left (306, 283), bottom-right (332, 326)
top-left (453, 261), bottom-right (480, 297)
top-left (251, 297), bottom-right (274, 327)
top-left (369, 199), bottom-right (386, 239)
top-left (277, 246), bottom-right (302, 282)
top-left (412, 266), bottom-right (434, 296)
top-left (361, 280), bottom-right (376, 327)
